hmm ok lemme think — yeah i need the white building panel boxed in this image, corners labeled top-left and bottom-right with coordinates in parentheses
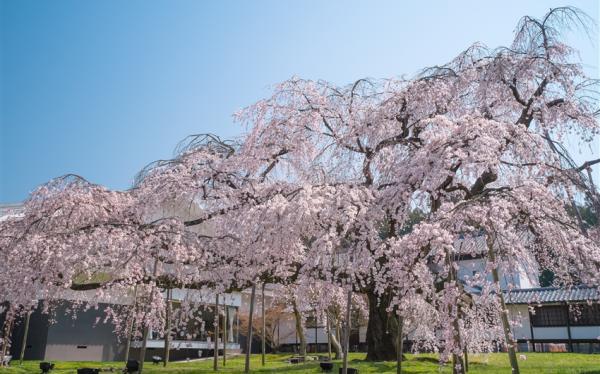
top-left (532, 327), bottom-right (569, 340)
top-left (509, 305), bottom-right (532, 340)
top-left (570, 326), bottom-right (600, 340)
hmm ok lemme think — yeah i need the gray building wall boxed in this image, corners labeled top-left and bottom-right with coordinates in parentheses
top-left (43, 302), bottom-right (126, 361)
top-left (9, 306), bottom-right (50, 360)
top-left (7, 302), bottom-right (125, 362)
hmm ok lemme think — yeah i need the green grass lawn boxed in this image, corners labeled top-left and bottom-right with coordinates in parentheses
top-left (1, 353), bottom-right (599, 373)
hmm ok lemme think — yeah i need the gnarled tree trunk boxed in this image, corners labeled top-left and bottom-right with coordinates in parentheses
top-left (365, 290), bottom-right (396, 361)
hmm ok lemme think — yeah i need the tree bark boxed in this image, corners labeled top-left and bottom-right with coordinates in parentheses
top-left (1, 308), bottom-right (14, 367)
top-left (452, 351), bottom-right (466, 374)
top-left (291, 298), bottom-right (306, 357)
top-left (365, 290), bottom-right (396, 361)
top-left (244, 284), bottom-right (256, 374)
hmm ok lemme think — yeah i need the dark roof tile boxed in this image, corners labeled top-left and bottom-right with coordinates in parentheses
top-left (504, 286), bottom-right (599, 304)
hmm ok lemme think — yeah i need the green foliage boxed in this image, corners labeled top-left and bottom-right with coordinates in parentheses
top-left (539, 269), bottom-right (555, 287)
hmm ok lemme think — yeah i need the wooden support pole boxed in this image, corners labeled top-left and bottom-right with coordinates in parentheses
top-left (138, 259), bottom-right (159, 374)
top-left (314, 308), bottom-right (318, 354)
top-left (528, 309), bottom-right (536, 352)
top-left (124, 285), bottom-right (138, 364)
top-left (487, 236), bottom-right (520, 374)
top-left (163, 288), bottom-right (172, 367)
top-left (342, 289), bottom-right (352, 374)
top-left (213, 294), bottom-right (219, 371)
top-left (244, 284), bottom-right (257, 374)
top-left (326, 313), bottom-right (332, 361)
top-left (565, 302), bottom-right (573, 352)
top-left (261, 283), bottom-right (266, 366)
top-left (19, 311), bottom-right (31, 365)
top-left (223, 305), bottom-right (228, 366)
top-left (396, 316), bottom-right (403, 374)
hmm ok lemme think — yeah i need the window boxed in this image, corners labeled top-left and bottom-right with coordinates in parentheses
top-left (569, 304), bottom-right (600, 326)
top-left (530, 305), bottom-right (568, 327)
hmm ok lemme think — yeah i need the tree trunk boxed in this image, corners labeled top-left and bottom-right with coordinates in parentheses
top-left (291, 298), bottom-right (306, 357)
top-left (365, 290), bottom-right (396, 361)
top-left (19, 311), bottom-right (31, 365)
top-left (1, 308), bottom-right (14, 367)
top-left (244, 284), bottom-right (256, 374)
top-left (452, 352), bottom-right (466, 374)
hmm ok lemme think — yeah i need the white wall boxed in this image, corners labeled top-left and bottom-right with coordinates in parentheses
top-left (509, 304), bottom-right (532, 340)
top-left (457, 257), bottom-right (539, 290)
top-left (571, 326), bottom-right (600, 340)
top-left (533, 327), bottom-right (569, 340)
top-left (170, 289), bottom-right (241, 307)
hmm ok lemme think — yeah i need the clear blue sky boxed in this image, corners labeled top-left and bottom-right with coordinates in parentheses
top-left (1, 0), bottom-right (598, 203)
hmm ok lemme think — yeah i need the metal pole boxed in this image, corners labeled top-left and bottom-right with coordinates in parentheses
top-left (213, 294), bottom-right (219, 371)
top-left (244, 284), bottom-right (257, 373)
top-left (19, 311), bottom-right (31, 365)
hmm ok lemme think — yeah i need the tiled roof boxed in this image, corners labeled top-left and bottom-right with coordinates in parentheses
top-left (504, 286), bottom-right (600, 305)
